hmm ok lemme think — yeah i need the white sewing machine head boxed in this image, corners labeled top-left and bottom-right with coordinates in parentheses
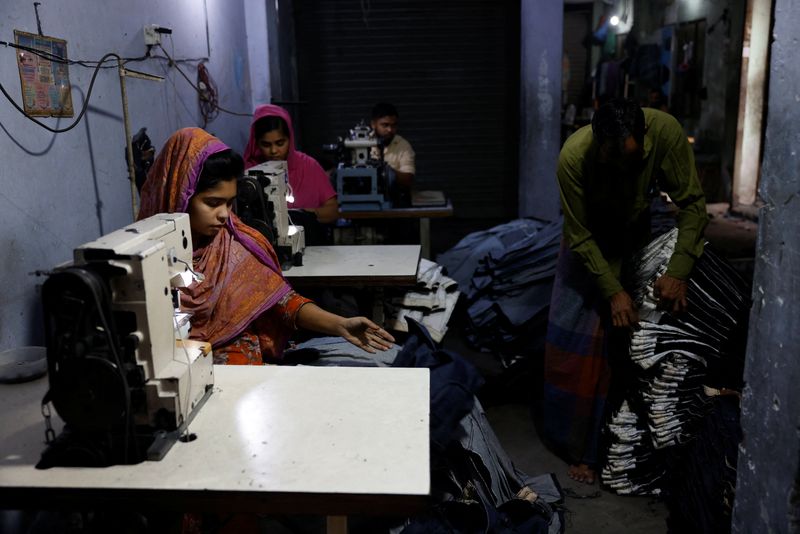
top-left (238, 161), bottom-right (305, 270)
top-left (38, 213), bottom-right (214, 468)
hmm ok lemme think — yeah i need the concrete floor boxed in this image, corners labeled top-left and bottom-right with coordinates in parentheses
top-left (439, 330), bottom-right (670, 534)
top-left (486, 404), bottom-right (669, 533)
top-left (432, 205), bottom-right (758, 533)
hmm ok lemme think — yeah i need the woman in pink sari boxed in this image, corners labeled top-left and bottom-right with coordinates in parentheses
top-left (139, 127), bottom-right (393, 365)
top-left (243, 104), bottom-right (339, 223)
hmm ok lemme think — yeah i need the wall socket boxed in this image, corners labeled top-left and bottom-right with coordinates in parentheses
top-left (143, 25), bottom-right (161, 46)
top-left (143, 24), bottom-right (172, 47)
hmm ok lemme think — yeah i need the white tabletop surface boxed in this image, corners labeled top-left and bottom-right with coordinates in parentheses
top-left (284, 245), bottom-right (420, 286)
top-left (0, 365), bottom-right (430, 512)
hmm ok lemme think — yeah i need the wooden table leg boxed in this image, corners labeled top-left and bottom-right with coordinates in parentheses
top-left (326, 515), bottom-right (348, 534)
top-left (371, 287), bottom-right (385, 324)
top-left (419, 217), bottom-right (431, 259)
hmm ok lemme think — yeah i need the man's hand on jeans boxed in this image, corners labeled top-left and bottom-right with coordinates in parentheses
top-left (653, 274), bottom-right (688, 314)
top-left (610, 290), bottom-right (639, 329)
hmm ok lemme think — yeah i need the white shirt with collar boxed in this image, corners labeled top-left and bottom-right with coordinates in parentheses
top-left (372, 134), bottom-right (416, 175)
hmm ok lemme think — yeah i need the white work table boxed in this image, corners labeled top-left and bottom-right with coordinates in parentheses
top-left (0, 365), bottom-right (430, 519)
top-left (284, 245), bottom-right (421, 287)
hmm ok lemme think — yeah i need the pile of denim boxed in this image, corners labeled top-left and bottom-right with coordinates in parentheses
top-left (437, 218), bottom-right (562, 363)
top-left (663, 394), bottom-right (741, 533)
top-left (601, 229), bottom-right (750, 504)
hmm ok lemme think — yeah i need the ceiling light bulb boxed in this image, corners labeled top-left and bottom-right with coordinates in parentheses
top-left (610, 15), bottom-right (620, 26)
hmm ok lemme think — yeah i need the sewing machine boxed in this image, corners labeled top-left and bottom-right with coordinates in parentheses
top-left (38, 213), bottom-right (214, 468)
top-left (238, 161), bottom-right (305, 269)
top-left (325, 122), bottom-right (393, 211)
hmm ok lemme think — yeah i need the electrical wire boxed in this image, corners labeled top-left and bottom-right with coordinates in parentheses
top-left (147, 53), bottom-right (209, 64)
top-left (197, 62), bottom-right (219, 127)
top-left (156, 43), bottom-right (250, 120)
top-left (0, 39), bottom-right (148, 68)
top-left (0, 41), bottom-right (154, 134)
top-left (171, 256), bottom-right (205, 282)
top-left (0, 51), bottom-right (117, 133)
top-left (0, 38), bottom-right (249, 135)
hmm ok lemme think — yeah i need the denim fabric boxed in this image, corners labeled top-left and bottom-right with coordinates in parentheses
top-left (454, 400), bottom-right (564, 534)
top-left (494, 500), bottom-right (553, 534)
top-left (664, 396), bottom-right (741, 534)
top-left (285, 327), bottom-right (563, 534)
top-left (454, 219), bottom-right (562, 358)
top-left (391, 318), bottom-right (484, 452)
top-left (455, 398), bottom-right (522, 506)
top-left (436, 219), bottom-right (551, 291)
top-left (283, 336), bottom-right (400, 367)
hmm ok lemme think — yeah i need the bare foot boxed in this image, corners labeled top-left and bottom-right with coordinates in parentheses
top-left (567, 463), bottom-right (596, 484)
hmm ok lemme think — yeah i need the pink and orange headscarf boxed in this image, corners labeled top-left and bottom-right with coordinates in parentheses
top-left (138, 127), bottom-right (292, 348)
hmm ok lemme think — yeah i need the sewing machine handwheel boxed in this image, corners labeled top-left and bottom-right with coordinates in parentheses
top-left (51, 356), bottom-right (128, 428)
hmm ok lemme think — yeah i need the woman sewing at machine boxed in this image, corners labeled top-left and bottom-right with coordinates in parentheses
top-left (139, 129), bottom-right (559, 533)
top-left (138, 127), bottom-right (393, 365)
top-left (243, 104), bottom-right (339, 225)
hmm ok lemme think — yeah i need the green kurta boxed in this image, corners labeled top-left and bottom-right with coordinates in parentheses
top-left (557, 108), bottom-right (707, 299)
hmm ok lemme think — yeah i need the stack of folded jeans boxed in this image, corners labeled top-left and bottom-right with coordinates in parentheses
top-left (637, 355), bottom-right (709, 449)
top-left (664, 394), bottom-right (741, 533)
top-left (603, 400), bottom-right (669, 495)
top-left (437, 219), bottom-right (551, 290)
top-left (437, 219), bottom-right (562, 362)
top-left (384, 258), bottom-right (460, 342)
top-left (600, 229), bottom-right (750, 499)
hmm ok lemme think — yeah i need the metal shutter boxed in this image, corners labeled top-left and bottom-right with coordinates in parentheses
top-left (293, 0), bottom-right (520, 218)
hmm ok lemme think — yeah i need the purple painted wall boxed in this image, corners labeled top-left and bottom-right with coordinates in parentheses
top-left (518, 0), bottom-right (563, 221)
top-left (0, 0), bottom-right (267, 349)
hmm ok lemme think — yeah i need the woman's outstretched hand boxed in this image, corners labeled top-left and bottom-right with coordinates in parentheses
top-left (295, 303), bottom-right (396, 353)
top-left (337, 317), bottom-right (395, 353)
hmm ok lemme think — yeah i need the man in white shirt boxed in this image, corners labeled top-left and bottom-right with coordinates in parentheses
top-left (371, 102), bottom-right (415, 189)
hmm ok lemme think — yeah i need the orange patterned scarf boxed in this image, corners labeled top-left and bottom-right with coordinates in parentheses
top-left (138, 127), bottom-right (291, 347)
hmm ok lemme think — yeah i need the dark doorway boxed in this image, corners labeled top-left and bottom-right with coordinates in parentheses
top-left (293, 0), bottom-right (521, 219)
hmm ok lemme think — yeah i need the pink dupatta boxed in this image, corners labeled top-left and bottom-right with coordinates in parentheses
top-left (242, 104), bottom-right (336, 209)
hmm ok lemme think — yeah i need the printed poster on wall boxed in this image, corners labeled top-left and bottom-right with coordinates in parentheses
top-left (14, 30), bottom-right (74, 117)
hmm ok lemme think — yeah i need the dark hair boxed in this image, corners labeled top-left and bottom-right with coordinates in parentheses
top-left (254, 116), bottom-right (290, 140)
top-left (195, 149), bottom-right (244, 194)
top-left (371, 102), bottom-right (398, 120)
top-left (592, 97), bottom-right (645, 152)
